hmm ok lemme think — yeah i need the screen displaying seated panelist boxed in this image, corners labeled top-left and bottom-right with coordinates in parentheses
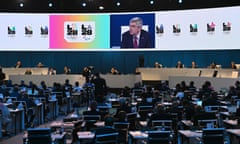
top-left (120, 17), bottom-right (153, 48)
top-left (110, 13), bottom-right (155, 49)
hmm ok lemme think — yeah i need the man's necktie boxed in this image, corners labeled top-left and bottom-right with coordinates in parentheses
top-left (133, 36), bottom-right (138, 48)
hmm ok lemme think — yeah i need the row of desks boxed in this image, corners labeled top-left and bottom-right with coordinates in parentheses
top-left (76, 129), bottom-right (240, 144)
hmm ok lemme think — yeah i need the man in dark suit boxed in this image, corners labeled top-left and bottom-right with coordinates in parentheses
top-left (121, 17), bottom-right (152, 48)
top-left (91, 73), bottom-right (107, 103)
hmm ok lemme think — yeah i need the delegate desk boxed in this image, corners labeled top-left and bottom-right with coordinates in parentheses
top-left (48, 99), bottom-right (58, 120)
top-left (227, 129), bottom-right (240, 144)
top-left (34, 103), bottom-right (44, 125)
top-left (2, 68), bottom-right (49, 80)
top-left (9, 108), bottom-right (25, 135)
top-left (178, 130), bottom-right (202, 144)
top-left (138, 68), bottom-right (239, 81)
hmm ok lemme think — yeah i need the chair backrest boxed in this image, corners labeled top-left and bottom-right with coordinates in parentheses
top-left (202, 128), bottom-right (225, 144)
top-left (138, 105), bottom-right (152, 111)
top-left (126, 112), bottom-right (137, 121)
top-left (126, 112), bottom-right (137, 130)
top-left (113, 122), bottom-right (129, 130)
top-left (198, 119), bottom-right (218, 129)
top-left (27, 128), bottom-right (52, 144)
top-left (148, 131), bottom-right (172, 144)
top-left (152, 120), bottom-right (173, 131)
top-left (13, 101), bottom-right (27, 109)
top-left (83, 115), bottom-right (101, 122)
top-left (204, 106), bottom-right (219, 113)
top-left (132, 89), bottom-right (144, 97)
top-left (5, 96), bottom-right (17, 103)
top-left (113, 122), bottom-right (129, 143)
top-left (95, 132), bottom-right (118, 144)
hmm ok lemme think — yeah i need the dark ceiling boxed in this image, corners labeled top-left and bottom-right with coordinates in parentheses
top-left (2, 0), bottom-right (240, 13)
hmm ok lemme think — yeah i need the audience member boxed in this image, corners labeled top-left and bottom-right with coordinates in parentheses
top-left (202, 92), bottom-right (219, 107)
top-left (116, 99), bottom-right (131, 114)
top-left (0, 96), bottom-right (11, 134)
top-left (72, 82), bottom-right (83, 93)
top-left (182, 100), bottom-right (195, 120)
top-left (19, 80), bottom-right (28, 88)
top-left (83, 101), bottom-right (101, 116)
top-left (0, 68), bottom-right (6, 82)
top-left (192, 106), bottom-right (217, 127)
top-left (82, 67), bottom-right (90, 78)
top-left (93, 115), bottom-right (117, 136)
top-left (10, 85), bottom-right (21, 100)
top-left (148, 104), bottom-right (172, 127)
top-left (20, 93), bottom-right (36, 127)
top-left (91, 73), bottom-right (107, 103)
top-left (115, 110), bottom-right (127, 122)
top-left (188, 81), bottom-right (196, 92)
top-left (141, 86), bottom-right (153, 105)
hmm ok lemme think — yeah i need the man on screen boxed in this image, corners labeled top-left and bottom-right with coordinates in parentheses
top-left (121, 17), bottom-right (152, 48)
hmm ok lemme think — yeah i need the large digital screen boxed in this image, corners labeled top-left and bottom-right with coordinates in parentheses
top-left (0, 6), bottom-right (239, 51)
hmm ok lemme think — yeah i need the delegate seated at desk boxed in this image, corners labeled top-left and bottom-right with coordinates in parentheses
top-left (24, 68), bottom-right (32, 75)
top-left (20, 93), bottom-right (36, 127)
top-left (154, 62), bottom-right (162, 68)
top-left (36, 62), bottom-right (44, 68)
top-left (0, 68), bottom-right (6, 82)
top-left (209, 62), bottom-right (217, 69)
top-left (176, 61), bottom-right (183, 68)
top-left (110, 67), bottom-right (120, 75)
top-left (147, 105), bottom-right (173, 127)
top-left (15, 61), bottom-right (22, 68)
top-left (231, 61), bottom-right (237, 69)
top-left (83, 101), bottom-right (101, 116)
top-left (48, 67), bottom-right (55, 75)
top-left (93, 115), bottom-right (117, 135)
top-left (0, 96), bottom-right (11, 134)
top-left (63, 66), bottom-right (71, 74)
top-left (191, 61), bottom-right (197, 68)
top-left (192, 106), bottom-right (217, 128)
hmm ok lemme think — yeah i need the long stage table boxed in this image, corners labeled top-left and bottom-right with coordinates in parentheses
top-left (138, 68), bottom-right (239, 81)
top-left (9, 75), bottom-right (86, 87)
top-left (2, 68), bottom-right (49, 80)
top-left (8, 68), bottom-right (240, 90)
top-left (169, 76), bottom-right (238, 91)
top-left (9, 74), bottom-right (141, 88)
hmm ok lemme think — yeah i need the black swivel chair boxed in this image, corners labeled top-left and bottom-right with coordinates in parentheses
top-left (95, 132), bottom-right (118, 144)
top-left (113, 122), bottom-right (129, 144)
top-left (27, 128), bottom-right (52, 144)
top-left (201, 128), bottom-right (225, 144)
top-left (147, 131), bottom-right (172, 144)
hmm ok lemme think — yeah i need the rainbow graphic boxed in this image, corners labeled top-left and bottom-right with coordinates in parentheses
top-left (49, 14), bottom-right (110, 49)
